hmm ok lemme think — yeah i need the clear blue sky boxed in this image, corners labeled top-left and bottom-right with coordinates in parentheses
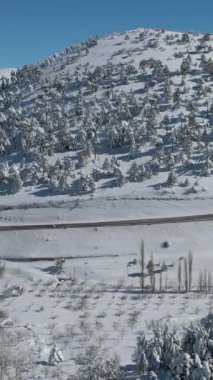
top-left (1, 0), bottom-right (213, 68)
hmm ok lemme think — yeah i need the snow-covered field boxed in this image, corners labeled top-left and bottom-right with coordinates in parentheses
top-left (0, 219), bottom-right (212, 378)
top-left (0, 218), bottom-right (212, 259)
top-left (1, 196), bottom-right (213, 227)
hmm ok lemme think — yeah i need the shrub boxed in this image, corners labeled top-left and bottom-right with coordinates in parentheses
top-left (134, 313), bottom-right (213, 378)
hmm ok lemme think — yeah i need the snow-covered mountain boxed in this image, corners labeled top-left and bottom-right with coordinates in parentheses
top-left (0, 68), bottom-right (15, 79)
top-left (0, 28), bottom-right (213, 204)
top-left (1, 29), bottom-right (213, 380)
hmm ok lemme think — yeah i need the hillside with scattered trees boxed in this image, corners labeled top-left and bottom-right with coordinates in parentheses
top-left (0, 29), bottom-right (212, 201)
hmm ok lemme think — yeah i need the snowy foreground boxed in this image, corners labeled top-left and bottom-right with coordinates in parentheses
top-left (0, 218), bottom-right (212, 379)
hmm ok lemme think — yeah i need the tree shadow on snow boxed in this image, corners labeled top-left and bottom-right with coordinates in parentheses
top-left (31, 186), bottom-right (53, 197)
top-left (36, 360), bottom-right (49, 366)
top-left (99, 178), bottom-right (117, 189)
top-left (42, 265), bottom-right (60, 275)
top-left (122, 364), bottom-right (138, 380)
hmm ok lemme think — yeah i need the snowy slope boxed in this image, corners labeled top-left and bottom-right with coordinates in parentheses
top-left (0, 28), bottom-right (212, 223)
top-left (0, 29), bottom-right (212, 214)
top-left (0, 68), bottom-right (15, 78)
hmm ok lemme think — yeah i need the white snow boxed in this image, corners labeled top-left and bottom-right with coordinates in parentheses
top-left (0, 219), bottom-right (212, 377)
top-left (0, 27), bottom-right (213, 379)
top-left (0, 68), bottom-right (15, 78)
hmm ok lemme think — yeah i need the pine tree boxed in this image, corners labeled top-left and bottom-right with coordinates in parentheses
top-left (167, 171), bottom-right (177, 186)
top-left (116, 168), bottom-right (126, 187)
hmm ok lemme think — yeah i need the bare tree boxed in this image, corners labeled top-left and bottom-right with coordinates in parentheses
top-left (147, 254), bottom-right (155, 292)
top-left (139, 240), bottom-right (145, 293)
top-left (184, 257), bottom-right (188, 292)
top-left (198, 270), bottom-right (212, 293)
top-left (128, 311), bottom-right (140, 331)
top-left (165, 272), bottom-right (168, 292)
top-left (178, 259), bottom-right (182, 292)
top-left (208, 271), bottom-right (212, 293)
top-left (160, 261), bottom-right (166, 291)
top-left (204, 269), bottom-right (208, 293)
top-left (152, 272), bottom-right (156, 293)
top-left (159, 270), bottom-right (162, 292)
top-left (198, 271), bottom-right (203, 292)
top-left (188, 252), bottom-right (193, 291)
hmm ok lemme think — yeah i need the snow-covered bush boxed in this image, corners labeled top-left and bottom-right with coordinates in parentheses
top-left (128, 162), bottom-right (149, 182)
top-left (7, 165), bottom-right (23, 194)
top-left (134, 313), bottom-right (213, 379)
top-left (71, 345), bottom-right (123, 380)
top-left (0, 260), bottom-right (6, 278)
top-left (0, 308), bottom-right (8, 323)
top-left (48, 343), bottom-right (64, 366)
top-left (79, 174), bottom-right (95, 193)
top-left (92, 157), bottom-right (120, 182)
top-left (167, 171), bottom-right (177, 186)
top-left (0, 327), bottom-right (35, 379)
top-left (48, 173), bottom-right (69, 194)
top-left (103, 157), bottom-right (120, 175)
top-left (115, 168), bottom-right (126, 187)
top-left (54, 257), bottom-right (65, 275)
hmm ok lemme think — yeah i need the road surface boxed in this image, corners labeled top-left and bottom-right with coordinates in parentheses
top-left (0, 213), bottom-right (212, 231)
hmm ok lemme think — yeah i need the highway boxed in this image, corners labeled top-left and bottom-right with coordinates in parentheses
top-left (0, 213), bottom-right (212, 231)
